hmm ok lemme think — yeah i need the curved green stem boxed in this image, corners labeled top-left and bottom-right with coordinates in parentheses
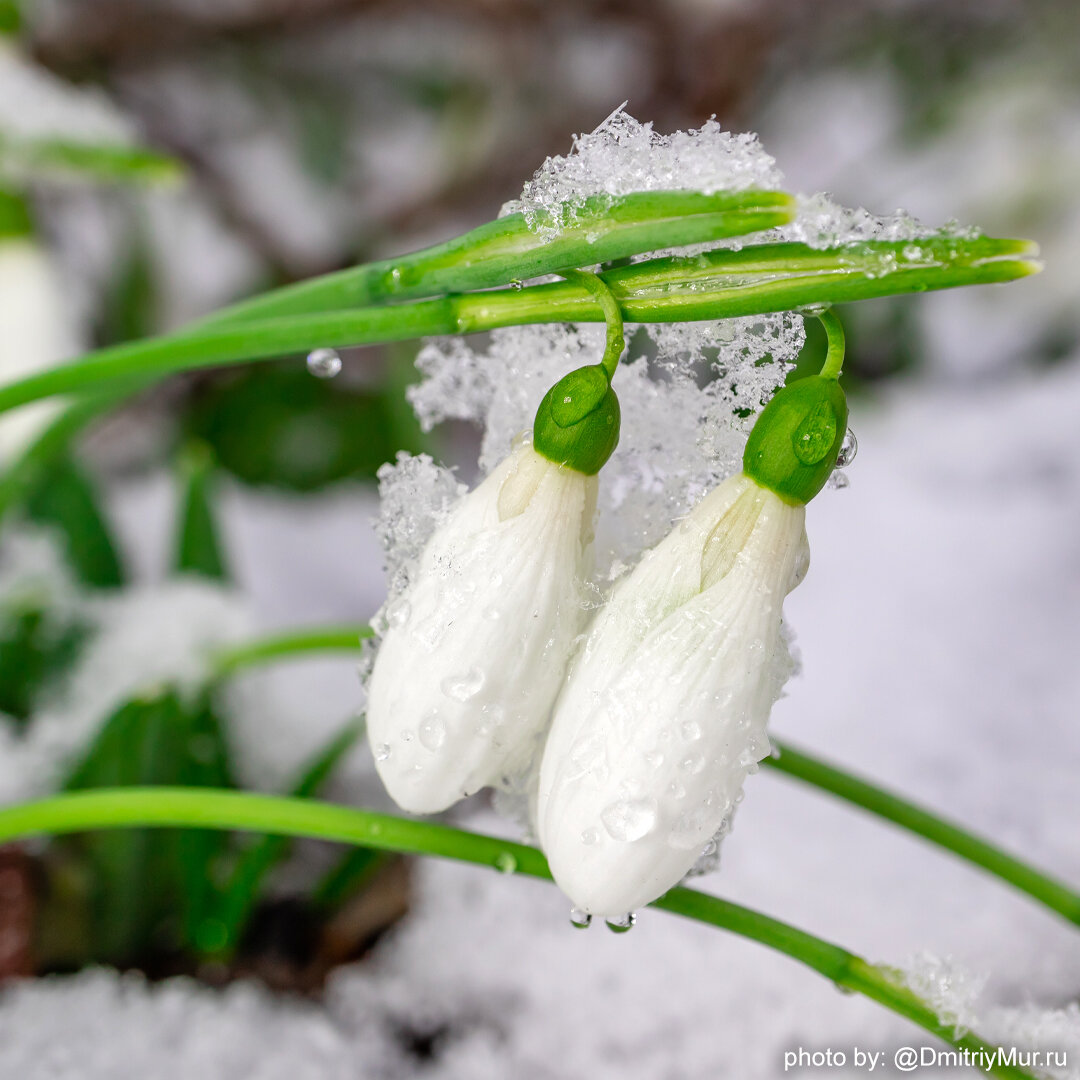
top-left (204, 625), bottom-right (1080, 932)
top-left (212, 625), bottom-right (373, 677)
top-left (0, 237), bottom-right (1039, 419)
top-left (817, 308), bottom-right (846, 379)
top-left (0, 788), bottom-right (1036, 1078)
top-left (765, 740), bottom-right (1080, 927)
top-left (561, 268), bottom-right (625, 379)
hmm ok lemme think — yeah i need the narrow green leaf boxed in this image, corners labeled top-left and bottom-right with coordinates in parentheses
top-left (24, 453), bottom-right (125, 588)
top-left (311, 846), bottom-right (385, 913)
top-left (0, 606), bottom-right (87, 722)
top-left (0, 134), bottom-right (183, 186)
top-left (173, 442), bottom-right (229, 580)
top-left (206, 720), bottom-right (362, 958)
top-left (0, 236), bottom-right (1039, 419)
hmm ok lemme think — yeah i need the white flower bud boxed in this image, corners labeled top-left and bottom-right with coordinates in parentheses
top-left (367, 439), bottom-right (597, 813)
top-left (535, 472), bottom-right (809, 916)
top-left (0, 239), bottom-right (78, 462)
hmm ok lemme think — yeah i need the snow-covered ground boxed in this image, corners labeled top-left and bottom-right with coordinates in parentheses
top-left (3, 346), bottom-right (1077, 1079)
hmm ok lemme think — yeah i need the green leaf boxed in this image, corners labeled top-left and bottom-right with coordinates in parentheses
top-left (205, 720), bottom-right (362, 959)
top-left (0, 134), bottom-right (183, 186)
top-left (0, 186), bottom-right (32, 239)
top-left (173, 442), bottom-right (229, 580)
top-left (0, 606), bottom-right (87, 722)
top-left (0, 235), bottom-right (1039, 421)
top-left (62, 692), bottom-right (192, 964)
top-left (59, 689), bottom-right (237, 966)
top-left (24, 453), bottom-right (125, 588)
top-left (100, 236), bottom-right (157, 345)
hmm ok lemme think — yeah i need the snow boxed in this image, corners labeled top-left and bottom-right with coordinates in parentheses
top-left (0, 577), bottom-right (251, 804)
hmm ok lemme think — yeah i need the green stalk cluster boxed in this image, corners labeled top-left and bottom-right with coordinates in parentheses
top-left (0, 788), bottom-right (1041, 1080)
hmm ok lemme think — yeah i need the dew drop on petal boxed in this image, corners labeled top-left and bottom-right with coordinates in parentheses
top-left (374, 743), bottom-right (391, 762)
top-left (680, 719), bottom-right (702, 741)
top-left (569, 908), bottom-right (592, 929)
top-left (580, 827), bottom-right (600, 846)
top-left (418, 713), bottom-right (446, 751)
top-left (306, 347), bottom-right (342, 378)
top-left (679, 752), bottom-right (706, 775)
top-left (605, 913), bottom-right (635, 934)
top-left (601, 797), bottom-right (658, 842)
top-left (441, 668), bottom-right (485, 702)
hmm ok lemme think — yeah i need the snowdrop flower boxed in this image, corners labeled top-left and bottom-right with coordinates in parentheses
top-left (368, 360), bottom-right (620, 813)
top-left (0, 190), bottom-right (78, 462)
top-left (536, 370), bottom-right (848, 917)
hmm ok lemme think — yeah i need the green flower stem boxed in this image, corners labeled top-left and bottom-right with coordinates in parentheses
top-left (0, 237), bottom-right (1039, 419)
top-left (204, 625), bottom-right (1080, 932)
top-left (198, 190), bottom-right (797, 327)
top-left (817, 308), bottom-right (846, 379)
top-left (765, 740), bottom-right (1080, 927)
top-left (0, 788), bottom-right (1036, 1078)
top-left (561, 268), bottom-right (625, 379)
top-left (212, 625), bottom-right (374, 677)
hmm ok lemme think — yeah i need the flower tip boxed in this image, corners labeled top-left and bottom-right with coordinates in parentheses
top-left (533, 364), bottom-right (621, 475)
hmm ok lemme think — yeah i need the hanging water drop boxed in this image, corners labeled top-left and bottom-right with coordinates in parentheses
top-left (306, 347), bottom-right (342, 378)
top-left (836, 428), bottom-right (858, 468)
top-left (605, 912), bottom-right (635, 934)
top-left (569, 907), bottom-right (592, 929)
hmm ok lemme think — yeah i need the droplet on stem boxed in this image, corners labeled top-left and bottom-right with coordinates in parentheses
top-left (306, 347), bottom-right (342, 378)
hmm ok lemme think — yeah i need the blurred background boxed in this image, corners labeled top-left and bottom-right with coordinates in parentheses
top-left (0, 1), bottom-right (1078, 1077)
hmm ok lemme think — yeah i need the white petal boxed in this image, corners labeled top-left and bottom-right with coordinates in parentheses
top-left (368, 442), bottom-right (596, 813)
top-left (536, 474), bottom-right (806, 916)
top-left (0, 241), bottom-right (79, 462)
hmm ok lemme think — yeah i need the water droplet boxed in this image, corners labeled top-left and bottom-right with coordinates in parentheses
top-left (601, 797), bottom-right (657, 842)
top-left (680, 719), bottom-right (702, 742)
top-left (830, 471), bottom-right (850, 490)
top-left (374, 743), bottom-right (391, 762)
top-left (441, 668), bottom-right (485, 702)
top-left (643, 750), bottom-right (664, 769)
top-left (306, 347), bottom-right (342, 378)
top-left (679, 752), bottom-right (706, 775)
top-left (495, 852), bottom-right (517, 874)
top-left (605, 913), bottom-right (635, 933)
top-left (836, 428), bottom-right (858, 468)
top-left (569, 908), bottom-right (592, 929)
top-left (580, 827), bottom-right (600, 846)
top-left (509, 278), bottom-right (524, 290)
top-left (418, 713), bottom-right (446, 751)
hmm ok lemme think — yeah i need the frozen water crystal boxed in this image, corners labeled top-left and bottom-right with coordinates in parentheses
top-left (373, 452), bottom-right (465, 602)
top-left (505, 106), bottom-right (784, 238)
top-left (900, 952), bottom-right (987, 1037)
